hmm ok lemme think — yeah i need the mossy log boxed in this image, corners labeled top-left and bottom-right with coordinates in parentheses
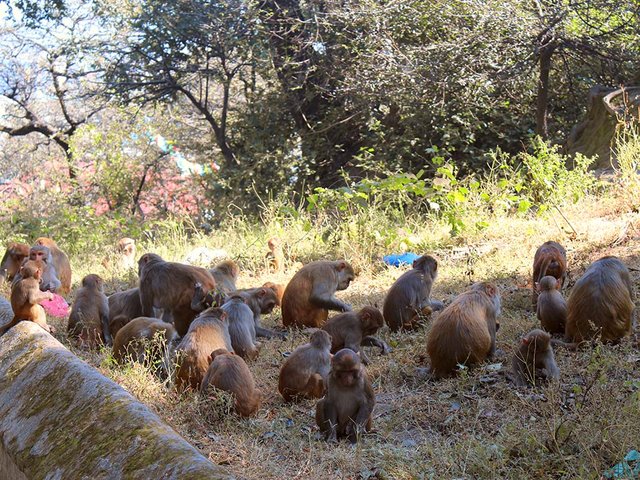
top-left (0, 321), bottom-right (233, 480)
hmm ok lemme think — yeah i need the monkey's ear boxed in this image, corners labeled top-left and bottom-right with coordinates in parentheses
top-left (220, 310), bottom-right (228, 321)
top-left (337, 261), bottom-right (347, 271)
top-left (522, 337), bottom-right (530, 345)
top-left (556, 278), bottom-right (562, 289)
top-left (485, 283), bottom-right (497, 296)
top-left (257, 288), bottom-right (267, 297)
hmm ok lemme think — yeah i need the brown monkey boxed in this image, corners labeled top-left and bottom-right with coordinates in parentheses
top-left (210, 260), bottom-right (239, 295)
top-left (221, 296), bottom-right (261, 360)
top-left (108, 288), bottom-right (143, 338)
top-left (282, 260), bottom-right (355, 328)
top-left (0, 242), bottom-right (29, 283)
top-left (427, 282), bottom-right (501, 379)
top-left (0, 260), bottom-right (54, 335)
top-left (278, 330), bottom-right (332, 402)
top-left (383, 255), bottom-right (440, 331)
top-left (565, 256), bottom-right (634, 343)
top-left (536, 275), bottom-right (567, 334)
top-left (512, 329), bottom-right (560, 387)
top-left (532, 241), bottom-right (567, 306)
top-left (231, 286), bottom-right (285, 339)
top-left (68, 274), bottom-right (111, 348)
top-left (175, 307), bottom-right (233, 391)
top-left (200, 349), bottom-right (262, 417)
top-left (315, 349), bottom-right (375, 443)
top-left (34, 237), bottom-right (72, 294)
top-left (266, 237), bottom-right (284, 272)
top-left (112, 317), bottom-right (179, 375)
top-left (262, 281), bottom-right (285, 306)
top-left (12, 245), bottom-right (62, 294)
top-left (322, 306), bottom-right (391, 365)
top-left (138, 253), bottom-right (217, 336)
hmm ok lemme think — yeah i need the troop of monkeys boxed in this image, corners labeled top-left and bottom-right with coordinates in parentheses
top-left (0, 237), bottom-right (636, 444)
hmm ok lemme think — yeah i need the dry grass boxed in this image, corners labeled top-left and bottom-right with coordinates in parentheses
top-left (5, 191), bottom-right (640, 479)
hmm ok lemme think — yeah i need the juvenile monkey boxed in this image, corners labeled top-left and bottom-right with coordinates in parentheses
top-left (221, 296), bottom-right (261, 360)
top-left (175, 307), bottom-right (233, 391)
top-left (512, 329), bottom-right (560, 387)
top-left (532, 241), bottom-right (567, 306)
top-left (322, 306), bottom-right (390, 365)
top-left (108, 288), bottom-right (143, 338)
top-left (426, 282), bottom-right (501, 379)
top-left (231, 286), bottom-right (284, 339)
top-left (265, 237), bottom-right (284, 273)
top-left (112, 316), bottom-right (179, 376)
top-left (262, 281), bottom-right (285, 306)
top-left (210, 260), bottom-right (240, 296)
top-left (383, 255), bottom-right (440, 331)
top-left (0, 242), bottom-right (29, 283)
top-left (278, 330), bottom-right (332, 401)
top-left (282, 260), bottom-right (355, 328)
top-left (0, 260), bottom-right (54, 335)
top-left (536, 275), bottom-right (567, 334)
top-left (68, 274), bottom-right (111, 348)
top-left (200, 349), bottom-right (262, 417)
top-left (315, 349), bottom-right (375, 444)
top-left (565, 256), bottom-right (634, 343)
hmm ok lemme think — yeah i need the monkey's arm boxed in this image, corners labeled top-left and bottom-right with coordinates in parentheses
top-left (361, 336), bottom-right (392, 355)
top-left (255, 325), bottom-right (286, 339)
top-left (309, 283), bottom-right (351, 312)
top-left (28, 289), bottom-right (53, 304)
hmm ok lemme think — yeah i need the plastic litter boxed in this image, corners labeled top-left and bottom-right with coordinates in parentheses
top-left (383, 252), bottom-right (420, 267)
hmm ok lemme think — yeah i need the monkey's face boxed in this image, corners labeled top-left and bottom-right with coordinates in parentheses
top-left (335, 368), bottom-right (360, 387)
top-left (30, 251), bottom-right (47, 263)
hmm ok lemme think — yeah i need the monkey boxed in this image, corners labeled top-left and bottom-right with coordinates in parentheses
top-left (262, 281), bottom-right (285, 306)
top-left (265, 237), bottom-right (284, 273)
top-left (565, 256), bottom-right (634, 344)
top-left (322, 306), bottom-right (391, 365)
top-left (315, 348), bottom-right (375, 444)
top-left (34, 237), bottom-right (72, 295)
top-left (532, 241), bottom-right (567, 306)
top-left (200, 349), bottom-right (262, 417)
top-left (0, 260), bottom-right (54, 336)
top-left (230, 286), bottom-right (285, 339)
top-left (382, 254), bottom-right (441, 331)
top-left (67, 274), bottom-right (112, 348)
top-left (512, 329), bottom-right (560, 387)
top-left (138, 253), bottom-right (217, 336)
top-left (103, 237), bottom-right (137, 270)
top-left (282, 260), bottom-right (355, 328)
top-left (108, 288), bottom-right (143, 338)
top-left (0, 242), bottom-right (29, 283)
top-left (11, 245), bottom-right (63, 294)
top-left (278, 330), bottom-right (332, 402)
top-left (536, 275), bottom-right (567, 334)
top-left (426, 282), bottom-right (501, 379)
top-left (112, 316), bottom-right (179, 376)
top-left (117, 237), bottom-right (137, 269)
top-left (175, 307), bottom-right (233, 391)
top-left (210, 259), bottom-right (240, 297)
top-left (221, 296), bottom-right (261, 360)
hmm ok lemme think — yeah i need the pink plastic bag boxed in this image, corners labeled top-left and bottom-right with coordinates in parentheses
top-left (41, 294), bottom-right (70, 318)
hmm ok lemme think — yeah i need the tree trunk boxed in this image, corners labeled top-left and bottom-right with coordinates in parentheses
top-left (536, 43), bottom-right (555, 139)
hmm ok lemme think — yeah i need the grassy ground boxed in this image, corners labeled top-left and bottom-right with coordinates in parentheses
top-left (3, 189), bottom-right (639, 479)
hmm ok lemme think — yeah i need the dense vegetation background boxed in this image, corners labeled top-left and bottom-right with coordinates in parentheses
top-left (1, 0), bottom-right (639, 248)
